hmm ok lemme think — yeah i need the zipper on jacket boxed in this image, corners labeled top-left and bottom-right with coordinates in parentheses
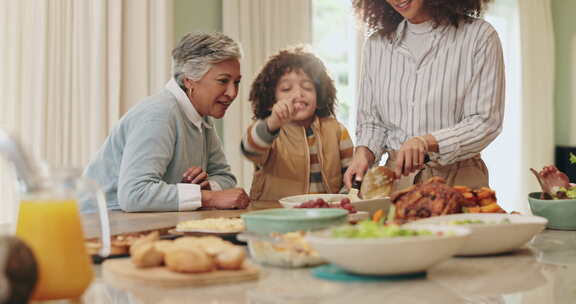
top-left (303, 126), bottom-right (311, 194)
top-left (314, 122), bottom-right (332, 193)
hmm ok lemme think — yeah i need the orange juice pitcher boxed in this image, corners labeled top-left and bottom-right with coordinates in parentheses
top-left (15, 169), bottom-right (111, 301)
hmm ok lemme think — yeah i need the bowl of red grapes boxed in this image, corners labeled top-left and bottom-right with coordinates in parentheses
top-left (279, 194), bottom-right (389, 218)
top-left (294, 197), bottom-right (357, 214)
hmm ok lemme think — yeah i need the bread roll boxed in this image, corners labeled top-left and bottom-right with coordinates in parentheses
top-left (173, 236), bottom-right (201, 248)
top-left (130, 241), bottom-right (164, 268)
top-left (164, 247), bottom-right (214, 273)
top-left (130, 231), bottom-right (160, 249)
top-left (85, 240), bottom-right (128, 256)
top-left (195, 237), bottom-right (231, 256)
top-left (154, 240), bottom-right (176, 254)
top-left (215, 246), bottom-right (246, 270)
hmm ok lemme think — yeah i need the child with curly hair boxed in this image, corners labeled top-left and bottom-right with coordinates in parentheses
top-left (241, 47), bottom-right (353, 200)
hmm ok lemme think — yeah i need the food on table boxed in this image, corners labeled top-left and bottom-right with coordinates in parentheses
top-left (131, 241), bottom-right (164, 268)
top-left (390, 177), bottom-right (463, 223)
top-left (175, 236), bottom-right (228, 255)
top-left (360, 166), bottom-right (396, 199)
top-left (453, 186), bottom-right (506, 214)
top-left (176, 217), bottom-right (244, 232)
top-left (530, 165), bottom-right (576, 199)
top-left (130, 231), bottom-right (164, 267)
top-left (215, 245), bottom-right (246, 270)
top-left (372, 209), bottom-right (385, 222)
top-left (389, 177), bottom-right (506, 224)
top-left (294, 197), bottom-right (357, 213)
top-left (447, 218), bottom-right (511, 225)
top-left (331, 220), bottom-right (436, 239)
top-left (165, 246), bottom-right (214, 273)
top-left (247, 231), bottom-right (325, 268)
top-left (154, 240), bottom-right (176, 254)
top-left (85, 229), bottom-right (168, 256)
top-left (129, 234), bottom-right (246, 273)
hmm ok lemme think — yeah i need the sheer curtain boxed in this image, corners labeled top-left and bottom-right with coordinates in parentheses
top-left (483, 0), bottom-right (555, 213)
top-left (0, 0), bottom-right (173, 227)
top-left (222, 0), bottom-right (312, 189)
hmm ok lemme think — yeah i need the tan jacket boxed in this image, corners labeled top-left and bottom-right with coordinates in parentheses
top-left (247, 117), bottom-right (345, 201)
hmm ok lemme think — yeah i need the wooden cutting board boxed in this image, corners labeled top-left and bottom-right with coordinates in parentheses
top-left (102, 258), bottom-right (260, 287)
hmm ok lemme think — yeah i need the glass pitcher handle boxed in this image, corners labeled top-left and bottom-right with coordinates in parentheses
top-left (81, 178), bottom-right (111, 257)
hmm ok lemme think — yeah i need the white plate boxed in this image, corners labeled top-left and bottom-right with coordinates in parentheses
top-left (406, 213), bottom-right (548, 256)
top-left (347, 211), bottom-right (369, 223)
top-left (278, 194), bottom-right (390, 216)
top-left (306, 225), bottom-right (470, 275)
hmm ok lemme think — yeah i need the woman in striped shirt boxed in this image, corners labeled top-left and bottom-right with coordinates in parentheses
top-left (345, 0), bottom-right (504, 192)
top-left (241, 47), bottom-right (354, 200)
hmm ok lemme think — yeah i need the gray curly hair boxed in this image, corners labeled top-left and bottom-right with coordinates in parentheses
top-left (172, 32), bottom-right (242, 88)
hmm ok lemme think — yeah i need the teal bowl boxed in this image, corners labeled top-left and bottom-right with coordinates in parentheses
top-left (241, 208), bottom-right (347, 235)
top-left (528, 192), bottom-right (576, 230)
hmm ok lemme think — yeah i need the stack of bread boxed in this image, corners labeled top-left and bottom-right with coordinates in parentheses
top-left (130, 232), bottom-right (246, 273)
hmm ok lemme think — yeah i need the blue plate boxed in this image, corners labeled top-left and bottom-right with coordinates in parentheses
top-left (241, 208), bottom-right (347, 235)
top-left (311, 264), bottom-right (426, 282)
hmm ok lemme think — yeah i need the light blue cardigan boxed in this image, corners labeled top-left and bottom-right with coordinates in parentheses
top-left (82, 88), bottom-right (236, 212)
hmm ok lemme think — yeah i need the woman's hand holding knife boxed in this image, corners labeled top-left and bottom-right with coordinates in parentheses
top-left (395, 134), bottom-right (437, 177)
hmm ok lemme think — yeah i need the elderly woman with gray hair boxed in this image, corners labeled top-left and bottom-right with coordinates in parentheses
top-left (83, 32), bottom-right (250, 212)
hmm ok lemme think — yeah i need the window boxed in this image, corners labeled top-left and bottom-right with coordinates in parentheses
top-left (313, 0), bottom-right (360, 142)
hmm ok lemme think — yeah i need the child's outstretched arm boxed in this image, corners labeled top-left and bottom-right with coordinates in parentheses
top-left (240, 120), bottom-right (278, 166)
top-left (241, 93), bottom-right (300, 166)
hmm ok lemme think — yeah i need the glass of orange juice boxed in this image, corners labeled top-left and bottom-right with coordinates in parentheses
top-left (16, 168), bottom-right (110, 300)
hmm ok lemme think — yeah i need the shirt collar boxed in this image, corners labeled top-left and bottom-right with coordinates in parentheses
top-left (392, 19), bottom-right (448, 47)
top-left (392, 20), bottom-right (408, 46)
top-left (165, 78), bottom-right (211, 130)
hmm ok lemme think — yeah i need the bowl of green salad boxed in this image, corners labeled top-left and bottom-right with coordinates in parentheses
top-left (528, 192), bottom-right (576, 230)
top-left (528, 156), bottom-right (576, 230)
top-left (306, 220), bottom-right (470, 275)
top-left (407, 213), bottom-right (547, 256)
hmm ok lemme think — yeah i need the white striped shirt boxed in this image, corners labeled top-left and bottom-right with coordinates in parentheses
top-left (356, 18), bottom-right (505, 166)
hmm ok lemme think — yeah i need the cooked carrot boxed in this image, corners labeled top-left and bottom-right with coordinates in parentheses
top-left (372, 209), bottom-right (384, 223)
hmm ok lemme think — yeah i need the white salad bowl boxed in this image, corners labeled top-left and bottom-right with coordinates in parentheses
top-left (306, 224), bottom-right (470, 275)
top-left (278, 193), bottom-right (390, 216)
top-left (406, 213), bottom-right (548, 256)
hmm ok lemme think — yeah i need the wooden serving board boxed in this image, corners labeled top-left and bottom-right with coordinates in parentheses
top-left (102, 258), bottom-right (260, 287)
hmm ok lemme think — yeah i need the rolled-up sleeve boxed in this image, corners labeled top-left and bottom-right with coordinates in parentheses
top-left (355, 38), bottom-right (387, 162)
top-left (240, 120), bottom-right (277, 167)
top-left (431, 31), bottom-right (505, 165)
top-left (176, 183), bottom-right (202, 211)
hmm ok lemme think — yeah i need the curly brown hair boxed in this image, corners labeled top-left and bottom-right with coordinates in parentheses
top-left (249, 47), bottom-right (337, 120)
top-left (353, 0), bottom-right (493, 39)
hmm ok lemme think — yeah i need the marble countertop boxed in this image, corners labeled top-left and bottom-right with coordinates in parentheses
top-left (78, 229), bottom-right (576, 304)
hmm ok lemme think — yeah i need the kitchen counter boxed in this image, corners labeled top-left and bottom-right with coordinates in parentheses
top-left (78, 204), bottom-right (576, 304)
